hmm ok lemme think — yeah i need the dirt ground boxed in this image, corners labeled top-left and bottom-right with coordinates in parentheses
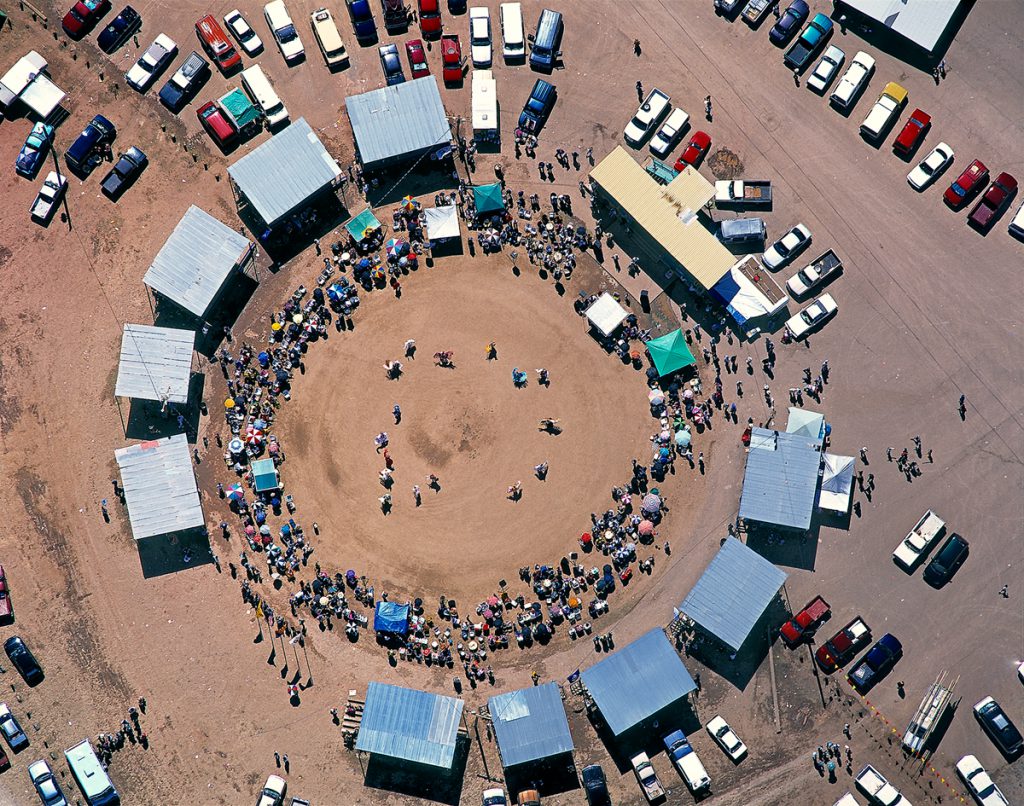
top-left (0, 0), bottom-right (1022, 805)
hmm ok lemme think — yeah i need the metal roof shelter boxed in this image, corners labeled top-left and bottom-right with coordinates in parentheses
top-left (114, 434), bottom-right (205, 540)
top-left (356, 682), bottom-right (464, 769)
top-left (489, 683), bottom-right (574, 769)
top-left (739, 427), bottom-right (824, 531)
top-left (581, 628), bottom-right (697, 736)
top-left (589, 147), bottom-right (735, 291)
top-left (345, 77), bottom-right (452, 172)
top-left (115, 325), bottom-right (195, 405)
top-left (678, 537), bottom-right (789, 651)
top-left (835, 0), bottom-right (963, 52)
top-left (228, 118), bottom-right (342, 229)
top-left (585, 292), bottom-right (628, 337)
top-left (143, 206), bottom-right (255, 319)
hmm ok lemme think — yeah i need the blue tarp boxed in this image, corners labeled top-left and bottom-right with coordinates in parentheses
top-left (581, 628), bottom-right (697, 736)
top-left (678, 537), bottom-right (788, 651)
top-left (355, 682), bottom-right (464, 768)
top-left (738, 427), bottom-right (823, 530)
top-left (488, 683), bottom-right (574, 768)
top-left (373, 601), bottom-right (410, 634)
top-left (710, 271), bottom-right (749, 327)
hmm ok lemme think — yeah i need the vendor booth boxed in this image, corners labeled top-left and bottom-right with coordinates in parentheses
top-left (423, 205), bottom-right (461, 244)
top-left (250, 458), bottom-right (280, 493)
top-left (345, 208), bottom-right (384, 250)
top-left (473, 183), bottom-right (505, 217)
top-left (374, 601), bottom-right (411, 635)
top-left (585, 293), bottom-right (628, 337)
top-left (819, 453), bottom-right (855, 513)
top-left (645, 329), bottom-right (696, 377)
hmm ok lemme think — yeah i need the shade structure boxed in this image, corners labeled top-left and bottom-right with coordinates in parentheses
top-left (646, 329), bottom-right (696, 377)
top-left (488, 683), bottom-right (574, 769)
top-left (678, 537), bottom-right (788, 652)
top-left (581, 628), bottom-right (696, 736)
top-left (423, 205), bottom-right (461, 241)
top-left (114, 434), bottom-right (204, 540)
top-left (585, 292), bottom-right (628, 337)
top-left (786, 407), bottom-right (826, 440)
top-left (115, 324), bottom-right (195, 405)
top-left (250, 458), bottom-right (279, 493)
top-left (373, 601), bottom-right (411, 634)
top-left (345, 208), bottom-right (382, 242)
top-left (739, 427), bottom-right (823, 531)
top-left (356, 682), bottom-right (464, 769)
top-left (819, 453), bottom-right (855, 513)
top-left (473, 183), bottom-right (505, 216)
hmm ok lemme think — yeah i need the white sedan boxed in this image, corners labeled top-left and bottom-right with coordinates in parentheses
top-left (469, 7), bottom-right (492, 67)
top-left (706, 715), bottom-right (748, 761)
top-left (786, 293), bottom-right (837, 339)
top-left (482, 788), bottom-right (508, 806)
top-left (907, 142), bottom-right (954, 190)
top-left (125, 34), bottom-right (178, 92)
top-left (762, 223), bottom-right (811, 270)
top-left (807, 45), bottom-right (844, 93)
top-left (650, 107), bottom-right (690, 159)
top-left (225, 9), bottom-right (263, 55)
top-left (956, 755), bottom-right (1007, 806)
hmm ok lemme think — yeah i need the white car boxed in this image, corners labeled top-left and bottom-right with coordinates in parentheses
top-left (786, 250), bottom-right (842, 297)
top-left (225, 9), bottom-right (264, 55)
top-left (762, 223), bottom-right (811, 270)
top-left (830, 50), bottom-right (875, 109)
top-left (469, 7), bottom-right (492, 67)
top-left (624, 88), bottom-right (670, 146)
top-left (706, 715), bottom-right (748, 761)
top-left (786, 293), bottom-right (838, 339)
top-left (807, 44), bottom-right (844, 93)
top-left (1010, 202), bottom-right (1024, 239)
top-left (855, 764), bottom-right (909, 806)
top-left (264, 0), bottom-right (304, 62)
top-left (907, 142), bottom-right (954, 190)
top-left (125, 34), bottom-right (178, 92)
top-left (28, 759), bottom-right (67, 806)
top-left (649, 107), bottom-right (690, 158)
top-left (481, 788), bottom-right (508, 806)
top-left (257, 774), bottom-right (287, 806)
top-left (956, 755), bottom-right (1008, 806)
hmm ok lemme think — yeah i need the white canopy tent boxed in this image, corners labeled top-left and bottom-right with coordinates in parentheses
top-left (819, 453), bottom-right (855, 513)
top-left (0, 51), bottom-right (66, 117)
top-left (585, 293), bottom-right (628, 337)
top-left (423, 205), bottom-right (461, 241)
top-left (787, 407), bottom-right (826, 440)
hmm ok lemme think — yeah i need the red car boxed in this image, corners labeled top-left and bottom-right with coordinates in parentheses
top-left (968, 172), bottom-right (1017, 231)
top-left (440, 34), bottom-right (463, 83)
top-left (944, 159), bottom-right (988, 209)
top-left (0, 566), bottom-right (12, 624)
top-left (197, 101), bottom-right (238, 148)
top-left (893, 108), bottom-right (930, 157)
top-left (405, 39), bottom-right (430, 78)
top-left (61, 0), bottom-right (111, 38)
top-left (779, 595), bottom-right (829, 647)
top-left (674, 131), bottom-right (711, 170)
top-left (419, 0), bottom-right (442, 38)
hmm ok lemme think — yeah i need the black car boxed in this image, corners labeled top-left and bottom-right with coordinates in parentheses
top-left (159, 51), bottom-right (210, 111)
top-left (63, 114), bottom-right (117, 175)
top-left (447, 0), bottom-right (466, 12)
top-left (96, 5), bottom-right (140, 53)
top-left (923, 533), bottom-right (969, 587)
top-left (974, 697), bottom-right (1024, 757)
top-left (101, 146), bottom-right (147, 199)
top-left (518, 78), bottom-right (556, 134)
top-left (4, 636), bottom-right (44, 686)
top-left (582, 764), bottom-right (611, 806)
top-left (768, 0), bottom-right (808, 45)
top-left (378, 43), bottom-right (405, 85)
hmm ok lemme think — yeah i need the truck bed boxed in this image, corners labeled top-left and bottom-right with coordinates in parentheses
top-left (715, 180), bottom-right (772, 204)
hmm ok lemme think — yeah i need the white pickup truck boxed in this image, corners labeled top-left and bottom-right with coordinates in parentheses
top-left (860, 81), bottom-right (907, 140)
top-left (630, 752), bottom-right (665, 802)
top-left (855, 764), bottom-right (911, 806)
top-left (893, 509), bottom-right (945, 571)
top-left (663, 730), bottom-right (711, 793)
top-left (30, 170), bottom-right (67, 223)
top-left (715, 180), bottom-right (772, 206)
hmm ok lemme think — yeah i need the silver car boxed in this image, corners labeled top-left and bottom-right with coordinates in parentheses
top-left (29, 759), bottom-right (68, 806)
top-left (807, 45), bottom-right (844, 93)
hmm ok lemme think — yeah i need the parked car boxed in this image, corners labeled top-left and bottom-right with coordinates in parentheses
top-left (706, 715), bottom-right (748, 761)
top-left (1008, 200), bottom-right (1024, 239)
top-left (29, 171), bottom-right (68, 224)
top-left (768, 0), bottom-right (808, 46)
top-left (419, 0), bottom-right (442, 37)
top-left (197, 101), bottom-right (238, 148)
top-left (893, 509), bottom-right (946, 571)
top-left (379, 43), bottom-right (405, 84)
top-left (663, 730), bottom-right (711, 793)
top-left (125, 33), bottom-right (178, 92)
top-left (440, 34), bottom-right (464, 82)
top-left (0, 704), bottom-right (28, 752)
top-left (969, 172), bottom-right (1018, 231)
top-left (860, 81), bottom-right (908, 141)
top-left (62, 0), bottom-right (111, 38)
top-left (516, 791), bottom-right (540, 806)
top-left (630, 752), bottom-right (665, 802)
top-left (956, 754), bottom-right (1009, 806)
top-left (0, 566), bottom-right (12, 623)
top-left (907, 142), bottom-right (954, 190)
top-left (786, 250), bottom-right (842, 297)
top-left (944, 159), bottom-right (989, 209)
top-left (974, 697), bottom-right (1024, 757)
top-left (779, 595), bottom-right (830, 646)
top-left (848, 634), bottom-right (902, 692)
top-left (29, 758), bottom-right (67, 806)
top-left (581, 764), bottom-right (611, 806)
top-left (806, 44), bottom-right (843, 93)
top-left (482, 788), bottom-right (508, 806)
top-left (225, 9), bottom-right (264, 55)
top-left (855, 764), bottom-right (908, 806)
top-left (762, 223), bottom-right (811, 269)
top-left (922, 533), bottom-right (969, 587)
top-left (96, 5), bottom-right (140, 53)
top-left (159, 51), bottom-right (209, 111)
top-left (382, 0), bottom-right (409, 32)
top-left (15, 122), bottom-right (54, 179)
top-left (265, 0), bottom-right (304, 62)
top-left (100, 146), bottom-right (147, 199)
top-left (649, 107), bottom-right (690, 159)
top-left (830, 50), bottom-right (875, 109)
top-left (4, 637), bottom-right (43, 686)
top-left (517, 78), bottom-right (556, 134)
top-left (311, 7), bottom-right (348, 66)
top-left (674, 130), bottom-right (711, 169)
top-left (469, 6), bottom-right (492, 67)
top-left (448, 0), bottom-right (466, 10)
top-left (893, 108), bottom-right (930, 157)
top-left (623, 88), bottom-right (671, 147)
top-left (196, 14), bottom-right (242, 73)
top-left (257, 773), bottom-right (287, 806)
top-left (783, 12), bottom-right (832, 71)
top-left (405, 39), bottom-right (429, 77)
top-left (62, 114), bottom-right (117, 175)
top-left (786, 293), bottom-right (837, 339)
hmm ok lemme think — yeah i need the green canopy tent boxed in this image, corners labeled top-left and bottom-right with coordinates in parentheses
top-left (250, 458), bottom-right (280, 493)
top-left (345, 209), bottom-right (382, 243)
top-left (473, 183), bottom-right (505, 216)
top-left (646, 329), bottom-right (696, 377)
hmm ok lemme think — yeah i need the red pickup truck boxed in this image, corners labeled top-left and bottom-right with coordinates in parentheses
top-left (0, 565), bottom-right (13, 624)
top-left (968, 172), bottom-right (1018, 231)
top-left (780, 596), bottom-right (830, 646)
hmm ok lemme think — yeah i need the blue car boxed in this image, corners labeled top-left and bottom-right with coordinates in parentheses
top-left (345, 0), bottom-right (376, 42)
top-left (96, 4), bottom-right (140, 53)
top-left (15, 122), bottom-right (54, 178)
top-left (378, 43), bottom-right (405, 85)
top-left (847, 633), bottom-right (902, 692)
top-left (769, 0), bottom-right (809, 46)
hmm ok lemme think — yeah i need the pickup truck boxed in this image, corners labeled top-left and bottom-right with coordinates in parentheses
top-left (786, 249), bottom-right (842, 297)
top-left (784, 12), bottom-right (832, 70)
top-left (815, 616), bottom-right (871, 673)
top-left (779, 595), bottom-right (830, 646)
top-left (630, 752), bottom-right (665, 802)
top-left (715, 180), bottom-right (772, 206)
top-left (968, 172), bottom-right (1018, 232)
top-left (741, 0), bottom-right (776, 25)
top-left (30, 171), bottom-right (67, 223)
top-left (848, 633), bottom-right (902, 692)
top-left (860, 81), bottom-right (907, 141)
top-left (893, 509), bottom-right (945, 571)
top-left (381, 0), bottom-right (407, 32)
top-left (663, 730), bottom-right (711, 793)
top-left (855, 764), bottom-right (910, 806)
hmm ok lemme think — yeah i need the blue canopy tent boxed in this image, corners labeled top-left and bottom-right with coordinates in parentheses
top-left (374, 601), bottom-right (411, 635)
top-left (473, 182), bottom-right (505, 216)
top-left (250, 458), bottom-right (279, 493)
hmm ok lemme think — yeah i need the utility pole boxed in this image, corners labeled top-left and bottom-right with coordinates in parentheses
top-left (473, 714), bottom-right (492, 782)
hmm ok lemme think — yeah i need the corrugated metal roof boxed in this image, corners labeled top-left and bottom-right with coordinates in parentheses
top-left (114, 434), bottom-right (205, 540)
top-left (345, 77), bottom-right (452, 169)
top-left (143, 206), bottom-right (254, 318)
top-left (488, 683), bottom-right (574, 768)
top-left (228, 118), bottom-right (342, 228)
top-left (678, 537), bottom-right (788, 651)
top-left (356, 682), bottom-right (464, 768)
top-left (115, 324), bottom-right (195, 404)
top-left (738, 427), bottom-right (823, 530)
top-left (581, 628), bottom-right (696, 736)
top-left (839, 0), bottom-right (962, 51)
top-left (590, 146), bottom-right (734, 290)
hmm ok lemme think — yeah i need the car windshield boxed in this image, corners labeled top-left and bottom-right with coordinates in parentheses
top-left (278, 24), bottom-right (296, 40)
top-left (951, 182), bottom-right (966, 196)
top-left (629, 115), bottom-right (648, 129)
top-left (776, 240), bottom-right (792, 256)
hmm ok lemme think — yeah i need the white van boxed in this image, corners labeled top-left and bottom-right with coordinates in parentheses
top-left (499, 3), bottom-right (524, 62)
top-left (241, 64), bottom-right (289, 128)
top-left (66, 740), bottom-right (119, 806)
top-left (310, 7), bottom-right (347, 67)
